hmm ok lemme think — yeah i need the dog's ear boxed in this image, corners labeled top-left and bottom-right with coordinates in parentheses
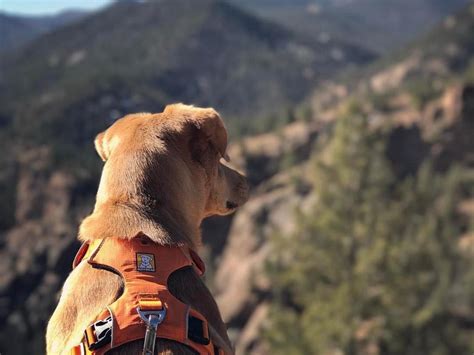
top-left (188, 109), bottom-right (229, 165)
top-left (94, 131), bottom-right (109, 162)
top-left (164, 104), bottom-right (229, 162)
top-left (191, 108), bottom-right (229, 161)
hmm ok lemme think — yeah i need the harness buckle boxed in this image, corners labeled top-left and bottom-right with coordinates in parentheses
top-left (84, 316), bottom-right (113, 350)
top-left (137, 305), bottom-right (167, 355)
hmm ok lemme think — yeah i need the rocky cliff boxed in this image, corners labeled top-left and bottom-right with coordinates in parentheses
top-left (209, 8), bottom-right (474, 351)
top-left (213, 80), bottom-right (474, 353)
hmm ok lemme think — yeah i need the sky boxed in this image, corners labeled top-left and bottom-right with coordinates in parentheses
top-left (0, 0), bottom-right (113, 15)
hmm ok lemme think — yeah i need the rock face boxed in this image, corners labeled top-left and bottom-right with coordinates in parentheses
top-left (214, 167), bottom-right (314, 354)
top-left (210, 82), bottom-right (474, 354)
top-left (228, 120), bottom-right (321, 187)
top-left (429, 84), bottom-right (474, 169)
top-left (0, 148), bottom-right (91, 354)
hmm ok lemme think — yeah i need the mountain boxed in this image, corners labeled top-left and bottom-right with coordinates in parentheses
top-left (0, 0), bottom-right (374, 353)
top-left (212, 4), bottom-right (474, 352)
top-left (229, 0), bottom-right (471, 53)
top-left (1, 1), bottom-right (472, 354)
top-left (0, 0), bottom-right (373, 142)
top-left (0, 10), bottom-right (87, 52)
top-left (315, 0), bottom-right (474, 107)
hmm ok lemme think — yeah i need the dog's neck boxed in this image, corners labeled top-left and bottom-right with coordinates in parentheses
top-left (78, 197), bottom-right (202, 249)
top-left (79, 151), bottom-right (207, 249)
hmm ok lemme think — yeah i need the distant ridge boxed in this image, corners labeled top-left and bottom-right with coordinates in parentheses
top-left (229, 0), bottom-right (471, 53)
top-left (0, 10), bottom-right (88, 52)
top-left (0, 0), bottom-right (374, 151)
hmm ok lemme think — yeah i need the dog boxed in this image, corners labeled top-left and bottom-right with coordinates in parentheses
top-left (46, 104), bottom-right (249, 354)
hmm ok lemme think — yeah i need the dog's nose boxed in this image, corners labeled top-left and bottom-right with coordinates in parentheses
top-left (226, 201), bottom-right (239, 209)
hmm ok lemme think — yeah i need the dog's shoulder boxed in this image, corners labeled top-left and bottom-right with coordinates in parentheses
top-left (46, 261), bottom-right (122, 354)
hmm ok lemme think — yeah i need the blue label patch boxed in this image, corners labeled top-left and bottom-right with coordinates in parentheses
top-left (136, 253), bottom-right (155, 272)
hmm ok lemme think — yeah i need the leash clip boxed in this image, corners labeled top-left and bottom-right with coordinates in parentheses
top-left (137, 306), bottom-right (167, 355)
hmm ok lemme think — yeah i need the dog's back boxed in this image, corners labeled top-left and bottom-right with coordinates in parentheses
top-left (46, 105), bottom-right (249, 354)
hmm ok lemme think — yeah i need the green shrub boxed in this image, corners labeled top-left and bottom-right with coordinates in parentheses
top-left (406, 79), bottom-right (441, 110)
top-left (265, 110), bottom-right (474, 354)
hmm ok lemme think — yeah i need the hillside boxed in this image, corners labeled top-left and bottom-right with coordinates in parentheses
top-left (210, 4), bottom-right (474, 352)
top-left (0, 0), bottom-right (374, 353)
top-left (0, 1), bottom-right (472, 354)
top-left (230, 0), bottom-right (471, 53)
top-left (0, 10), bottom-right (87, 52)
top-left (0, 0), bottom-right (373, 144)
top-left (311, 0), bottom-right (474, 114)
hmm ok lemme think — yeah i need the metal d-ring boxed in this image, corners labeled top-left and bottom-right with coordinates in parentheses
top-left (137, 307), bottom-right (167, 355)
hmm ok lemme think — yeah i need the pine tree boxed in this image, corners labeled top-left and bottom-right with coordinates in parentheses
top-left (265, 103), bottom-right (474, 355)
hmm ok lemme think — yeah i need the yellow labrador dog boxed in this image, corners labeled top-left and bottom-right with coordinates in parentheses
top-left (46, 104), bottom-right (249, 354)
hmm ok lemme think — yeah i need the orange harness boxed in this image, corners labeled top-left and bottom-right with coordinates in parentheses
top-left (70, 235), bottom-right (222, 355)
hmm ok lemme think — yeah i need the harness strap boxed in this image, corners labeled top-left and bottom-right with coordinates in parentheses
top-left (70, 236), bottom-right (222, 355)
top-left (73, 239), bottom-right (206, 276)
top-left (75, 310), bottom-right (219, 354)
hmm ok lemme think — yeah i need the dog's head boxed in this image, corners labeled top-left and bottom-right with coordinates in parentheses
top-left (82, 104), bottom-right (248, 245)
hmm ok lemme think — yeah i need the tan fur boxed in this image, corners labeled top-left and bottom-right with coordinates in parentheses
top-left (46, 104), bottom-right (249, 355)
